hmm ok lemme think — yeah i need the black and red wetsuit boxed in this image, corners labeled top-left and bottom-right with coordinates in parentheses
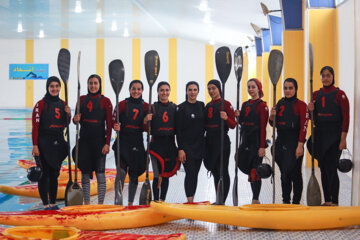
top-left (32, 98), bottom-right (69, 205)
top-left (112, 97), bottom-right (149, 203)
top-left (310, 85), bottom-right (349, 204)
top-left (75, 93), bottom-right (113, 174)
top-left (149, 101), bottom-right (179, 201)
top-left (237, 98), bottom-right (268, 201)
top-left (205, 98), bottom-right (236, 202)
top-left (270, 96), bottom-right (309, 204)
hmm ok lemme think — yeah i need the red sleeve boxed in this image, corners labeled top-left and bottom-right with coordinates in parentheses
top-left (312, 90), bottom-right (319, 102)
top-left (294, 100), bottom-right (309, 143)
top-left (224, 100), bottom-right (236, 129)
top-left (72, 95), bottom-right (86, 124)
top-left (101, 97), bottom-right (113, 145)
top-left (32, 100), bottom-right (44, 145)
top-left (336, 90), bottom-right (350, 132)
top-left (256, 101), bottom-right (269, 148)
top-left (112, 100), bottom-right (126, 126)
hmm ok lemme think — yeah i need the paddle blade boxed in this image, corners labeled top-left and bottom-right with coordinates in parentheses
top-left (309, 43), bottom-right (314, 80)
top-left (139, 178), bottom-right (152, 205)
top-left (215, 178), bottom-right (224, 205)
top-left (268, 49), bottom-right (283, 86)
top-left (114, 179), bottom-right (123, 205)
top-left (58, 48), bottom-right (71, 84)
top-left (109, 60), bottom-right (125, 95)
top-left (145, 50), bottom-right (160, 87)
top-left (232, 175), bottom-right (238, 206)
top-left (307, 174), bottom-right (322, 206)
top-left (215, 46), bottom-right (232, 84)
top-left (234, 47), bottom-right (243, 83)
top-left (65, 182), bottom-right (83, 206)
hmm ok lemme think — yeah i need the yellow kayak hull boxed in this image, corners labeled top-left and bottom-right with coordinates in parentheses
top-left (151, 202), bottom-right (360, 230)
top-left (2, 226), bottom-right (80, 240)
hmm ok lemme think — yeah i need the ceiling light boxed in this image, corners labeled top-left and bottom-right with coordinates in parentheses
top-left (260, 2), bottom-right (281, 16)
top-left (203, 12), bottom-right (211, 24)
top-left (123, 27), bottom-right (129, 37)
top-left (39, 30), bottom-right (44, 38)
top-left (17, 22), bottom-right (23, 32)
top-left (209, 39), bottom-right (215, 45)
top-left (96, 12), bottom-right (102, 23)
top-left (198, 0), bottom-right (210, 11)
top-left (111, 21), bottom-right (117, 31)
top-left (75, 0), bottom-right (82, 13)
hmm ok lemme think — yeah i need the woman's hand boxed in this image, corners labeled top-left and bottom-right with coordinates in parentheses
top-left (32, 145), bottom-right (40, 157)
top-left (65, 106), bottom-right (71, 115)
top-left (258, 148), bottom-right (265, 157)
top-left (339, 138), bottom-right (347, 150)
top-left (102, 144), bottom-right (110, 155)
top-left (234, 110), bottom-right (240, 117)
top-left (295, 142), bottom-right (304, 159)
top-left (270, 107), bottom-right (276, 117)
top-left (178, 150), bottom-right (186, 163)
top-left (220, 111), bottom-right (228, 120)
top-left (143, 113), bottom-right (153, 125)
top-left (308, 101), bottom-right (315, 112)
top-left (73, 114), bottom-right (81, 124)
top-left (113, 123), bottom-right (121, 131)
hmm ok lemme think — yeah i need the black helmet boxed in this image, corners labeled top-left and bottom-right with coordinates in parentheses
top-left (338, 159), bottom-right (353, 173)
top-left (256, 163), bottom-right (272, 178)
top-left (27, 166), bottom-right (43, 182)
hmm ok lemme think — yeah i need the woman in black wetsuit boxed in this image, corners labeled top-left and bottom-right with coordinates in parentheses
top-left (308, 66), bottom-right (349, 206)
top-left (73, 74), bottom-right (113, 205)
top-left (204, 79), bottom-right (236, 204)
top-left (269, 78), bottom-right (309, 204)
top-left (144, 82), bottom-right (179, 201)
top-left (176, 81), bottom-right (205, 203)
top-left (113, 80), bottom-right (149, 206)
top-left (32, 76), bottom-right (70, 210)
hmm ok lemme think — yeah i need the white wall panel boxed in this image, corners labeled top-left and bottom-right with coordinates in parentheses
top-left (0, 40), bottom-right (26, 108)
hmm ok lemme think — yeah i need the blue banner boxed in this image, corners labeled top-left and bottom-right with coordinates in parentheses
top-left (9, 64), bottom-right (49, 80)
top-left (269, 15), bottom-right (283, 46)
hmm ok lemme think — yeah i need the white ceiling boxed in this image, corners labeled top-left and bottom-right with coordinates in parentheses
top-left (0, 0), bottom-right (281, 46)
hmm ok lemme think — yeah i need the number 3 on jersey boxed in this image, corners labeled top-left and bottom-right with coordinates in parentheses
top-left (87, 101), bottom-right (93, 112)
top-left (162, 111), bottom-right (169, 122)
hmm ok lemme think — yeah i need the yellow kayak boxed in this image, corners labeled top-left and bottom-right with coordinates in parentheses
top-left (151, 201), bottom-right (360, 230)
top-left (0, 175), bottom-right (115, 199)
top-left (0, 226), bottom-right (186, 240)
top-left (0, 205), bottom-right (182, 230)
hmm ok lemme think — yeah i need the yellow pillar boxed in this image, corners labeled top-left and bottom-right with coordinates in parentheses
top-left (60, 39), bottom-right (69, 101)
top-left (242, 50), bottom-right (249, 103)
top-left (132, 39), bottom-right (141, 80)
top-left (169, 38), bottom-right (177, 104)
top-left (96, 39), bottom-right (105, 94)
top-left (256, 56), bottom-right (262, 82)
top-left (25, 40), bottom-right (34, 108)
top-left (205, 45), bottom-right (214, 104)
top-left (262, 52), bottom-right (270, 105)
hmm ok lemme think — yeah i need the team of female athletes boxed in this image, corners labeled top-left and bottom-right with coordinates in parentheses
top-left (32, 65), bottom-right (349, 208)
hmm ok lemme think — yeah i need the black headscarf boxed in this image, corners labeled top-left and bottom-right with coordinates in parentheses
top-left (87, 74), bottom-right (102, 95)
top-left (207, 79), bottom-right (222, 95)
top-left (44, 76), bottom-right (61, 102)
top-left (284, 78), bottom-right (298, 99)
top-left (320, 66), bottom-right (335, 86)
top-left (185, 81), bottom-right (199, 101)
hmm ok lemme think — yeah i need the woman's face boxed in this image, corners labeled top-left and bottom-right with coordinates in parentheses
top-left (283, 81), bottom-right (296, 98)
top-left (88, 77), bottom-right (100, 94)
top-left (247, 81), bottom-right (259, 99)
top-left (48, 82), bottom-right (61, 97)
top-left (207, 84), bottom-right (220, 100)
top-left (158, 84), bottom-right (170, 102)
top-left (130, 82), bottom-right (143, 99)
top-left (321, 69), bottom-right (334, 87)
top-left (186, 84), bottom-right (199, 101)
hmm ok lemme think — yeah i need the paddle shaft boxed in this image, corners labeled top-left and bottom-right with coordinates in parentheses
top-left (74, 81), bottom-right (80, 183)
top-left (271, 84), bottom-right (276, 204)
top-left (64, 83), bottom-right (73, 182)
top-left (145, 86), bottom-right (153, 179)
top-left (217, 83), bottom-right (226, 205)
top-left (310, 78), bottom-right (315, 175)
top-left (234, 82), bottom-right (240, 177)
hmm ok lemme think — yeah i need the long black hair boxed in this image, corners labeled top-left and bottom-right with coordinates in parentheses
top-left (185, 81), bottom-right (199, 101)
